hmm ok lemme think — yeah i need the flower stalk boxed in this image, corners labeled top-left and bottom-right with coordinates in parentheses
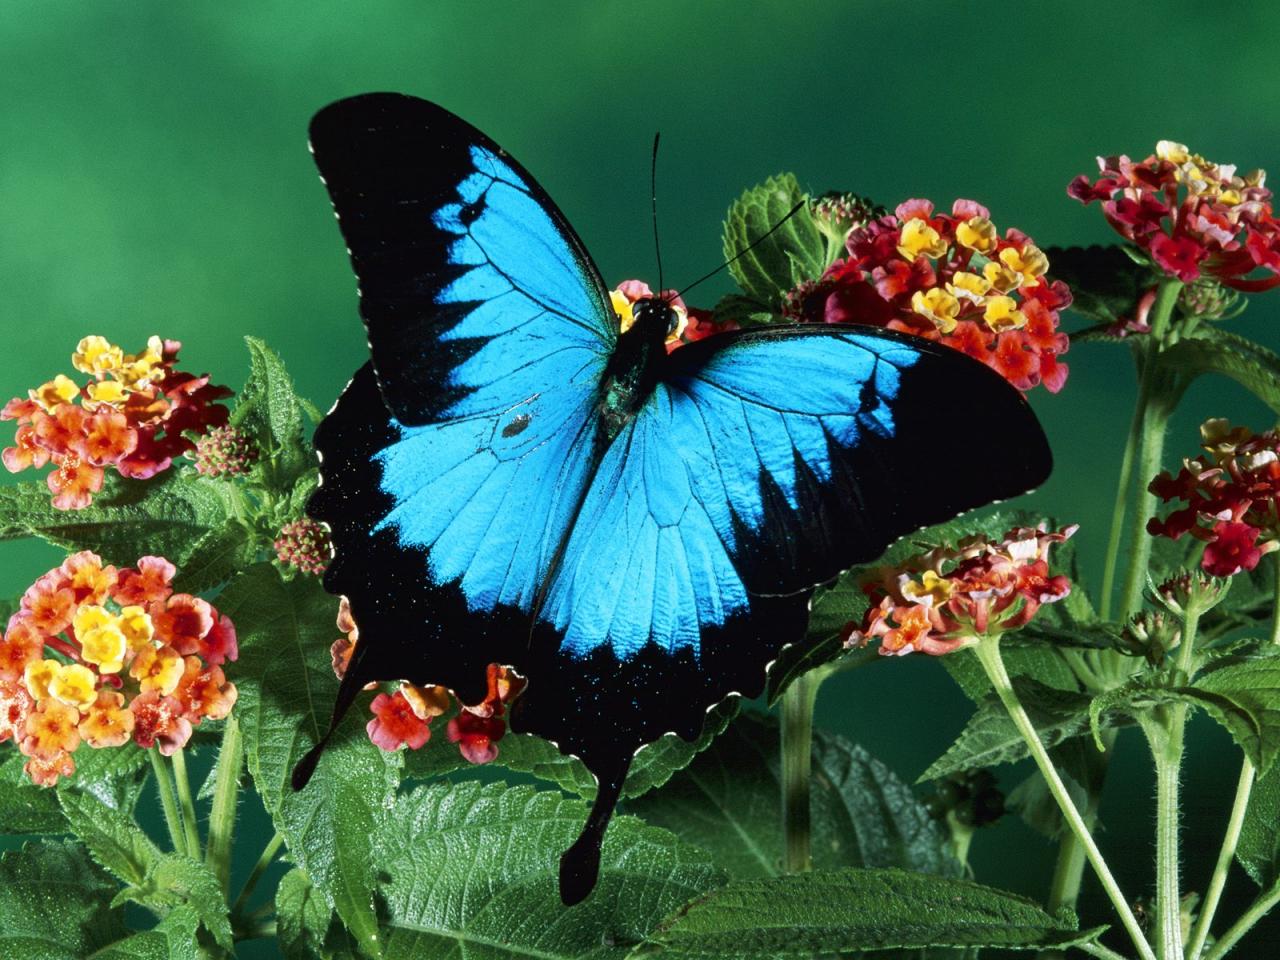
top-left (780, 669), bottom-right (819, 873)
top-left (170, 746), bottom-right (202, 859)
top-left (150, 747), bottom-right (194, 858)
top-left (207, 715), bottom-right (244, 895)
top-left (972, 635), bottom-right (1156, 960)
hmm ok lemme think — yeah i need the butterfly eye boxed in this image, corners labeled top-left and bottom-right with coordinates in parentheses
top-left (665, 305), bottom-right (688, 341)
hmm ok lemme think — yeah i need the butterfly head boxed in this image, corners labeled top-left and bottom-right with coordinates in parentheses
top-left (626, 296), bottom-right (687, 344)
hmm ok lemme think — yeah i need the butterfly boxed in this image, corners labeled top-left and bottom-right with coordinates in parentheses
top-left (292, 92), bottom-right (1052, 905)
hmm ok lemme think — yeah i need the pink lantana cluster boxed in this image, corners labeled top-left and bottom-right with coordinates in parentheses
top-left (1070, 141), bottom-right (1280, 289)
top-left (2, 336), bottom-right (232, 509)
top-left (1148, 419), bottom-right (1280, 577)
top-left (784, 199), bottom-right (1072, 393)
top-left (0, 551), bottom-right (237, 785)
top-left (330, 598), bottom-right (526, 764)
top-left (844, 524), bottom-right (1077, 656)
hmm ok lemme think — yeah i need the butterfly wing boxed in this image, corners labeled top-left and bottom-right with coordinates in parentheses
top-left (517, 325), bottom-right (1051, 900)
top-left (297, 94), bottom-right (616, 782)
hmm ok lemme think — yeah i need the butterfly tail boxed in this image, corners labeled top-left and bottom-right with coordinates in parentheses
top-left (559, 753), bottom-right (633, 906)
top-left (290, 640), bottom-right (377, 791)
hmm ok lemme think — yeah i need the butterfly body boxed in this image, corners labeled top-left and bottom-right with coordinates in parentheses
top-left (294, 93), bottom-right (1053, 905)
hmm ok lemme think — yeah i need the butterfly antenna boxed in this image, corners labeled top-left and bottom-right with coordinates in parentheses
top-left (651, 132), bottom-right (664, 297)
top-left (676, 199), bottom-right (807, 300)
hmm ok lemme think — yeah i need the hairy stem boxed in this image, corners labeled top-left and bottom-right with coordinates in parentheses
top-left (972, 637), bottom-right (1156, 960)
top-left (232, 832), bottom-right (285, 917)
top-left (149, 749), bottom-right (192, 857)
top-left (1201, 881), bottom-right (1280, 960)
top-left (1187, 760), bottom-right (1255, 960)
top-left (1100, 381), bottom-right (1144, 622)
top-left (206, 715), bottom-right (244, 896)
top-left (1119, 279), bottom-right (1183, 619)
top-left (1152, 714), bottom-right (1186, 960)
top-left (170, 747), bottom-right (202, 859)
top-left (780, 670), bottom-right (819, 873)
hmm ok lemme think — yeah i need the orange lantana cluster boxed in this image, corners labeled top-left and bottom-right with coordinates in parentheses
top-left (0, 551), bottom-right (238, 785)
top-left (331, 597), bottom-right (525, 764)
top-left (1, 336), bottom-right (232, 509)
top-left (844, 524), bottom-right (1077, 657)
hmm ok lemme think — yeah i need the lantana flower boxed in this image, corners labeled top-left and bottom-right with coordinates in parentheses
top-left (330, 600), bottom-right (526, 763)
top-left (0, 550), bottom-right (237, 785)
top-left (274, 517), bottom-right (331, 576)
top-left (1, 336), bottom-right (232, 509)
top-left (782, 200), bottom-right (1071, 393)
top-left (1147, 418), bottom-right (1280, 576)
top-left (844, 524), bottom-right (1077, 656)
top-left (1070, 141), bottom-right (1280, 290)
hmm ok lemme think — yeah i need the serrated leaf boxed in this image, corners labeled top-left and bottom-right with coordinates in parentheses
top-left (0, 471), bottom-right (229, 566)
top-left (638, 868), bottom-right (1097, 956)
top-left (277, 867), bottom-right (361, 960)
top-left (0, 753), bottom-right (67, 833)
top-left (57, 788), bottom-right (161, 888)
top-left (723, 174), bottom-right (825, 306)
top-left (921, 679), bottom-right (1100, 782)
top-left (62, 741), bottom-right (150, 812)
top-left (709, 293), bottom-right (779, 329)
top-left (235, 336), bottom-right (311, 489)
top-left (222, 562), bottom-right (398, 959)
top-left (628, 711), bottom-right (955, 879)
top-left (374, 780), bottom-right (723, 959)
top-left (1160, 327), bottom-right (1280, 416)
top-left (0, 840), bottom-right (129, 957)
top-left (115, 853), bottom-right (232, 950)
top-left (495, 699), bottom-right (740, 800)
top-left (87, 905), bottom-right (203, 960)
top-left (1183, 655), bottom-right (1280, 776)
top-left (172, 519), bottom-right (259, 593)
top-left (1044, 244), bottom-right (1152, 325)
top-left (1238, 765), bottom-right (1280, 887)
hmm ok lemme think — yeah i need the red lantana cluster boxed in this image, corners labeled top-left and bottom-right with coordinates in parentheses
top-left (844, 524), bottom-right (1076, 656)
top-left (0, 551), bottom-right (237, 785)
top-left (1147, 419), bottom-right (1280, 577)
top-left (274, 517), bottom-right (331, 576)
top-left (330, 598), bottom-right (525, 764)
top-left (1070, 141), bottom-right (1280, 290)
top-left (1, 336), bottom-right (232, 509)
top-left (784, 199), bottom-right (1071, 393)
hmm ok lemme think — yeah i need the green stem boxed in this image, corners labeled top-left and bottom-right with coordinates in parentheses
top-left (1077, 943), bottom-right (1135, 960)
top-left (169, 747), bottom-right (202, 859)
top-left (780, 670), bottom-right (819, 873)
top-left (1187, 760), bottom-right (1255, 960)
top-left (1100, 383), bottom-right (1144, 622)
top-left (1189, 558), bottom-right (1280, 959)
top-left (1118, 279), bottom-right (1183, 620)
top-left (1151, 713), bottom-right (1186, 960)
top-left (231, 832), bottom-right (285, 917)
top-left (206, 715), bottom-right (244, 896)
top-left (972, 637), bottom-right (1156, 960)
top-left (149, 749), bottom-right (192, 857)
top-left (1046, 760), bottom-right (1106, 912)
top-left (1201, 881), bottom-right (1280, 960)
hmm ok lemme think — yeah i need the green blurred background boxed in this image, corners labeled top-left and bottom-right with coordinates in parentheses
top-left (3, 1), bottom-right (1280, 955)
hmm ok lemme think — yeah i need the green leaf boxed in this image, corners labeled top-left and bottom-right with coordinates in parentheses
top-left (495, 699), bottom-right (740, 800)
top-left (62, 741), bottom-right (150, 812)
top-left (172, 516), bottom-right (259, 593)
top-left (223, 562), bottom-right (398, 959)
top-left (1044, 244), bottom-right (1152, 326)
top-left (277, 867), bottom-right (361, 960)
top-left (234, 336), bottom-right (311, 489)
top-left (1183, 654), bottom-right (1280, 776)
top-left (375, 780), bottom-right (723, 959)
top-left (1160, 327), bottom-right (1280, 416)
top-left (0, 471), bottom-right (229, 566)
top-left (0, 840), bottom-right (129, 958)
top-left (88, 906), bottom-right (203, 960)
top-left (57, 788), bottom-right (161, 888)
top-left (709, 293), bottom-right (780, 329)
top-left (1238, 764), bottom-right (1280, 887)
top-left (628, 711), bottom-right (955, 879)
top-left (722, 174), bottom-right (825, 306)
top-left (0, 753), bottom-right (66, 833)
top-left (114, 852), bottom-right (232, 951)
top-left (638, 868), bottom-right (1098, 956)
top-left (921, 679), bottom-right (1101, 782)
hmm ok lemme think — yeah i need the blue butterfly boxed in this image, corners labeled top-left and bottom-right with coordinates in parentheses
top-left (292, 93), bottom-right (1052, 904)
